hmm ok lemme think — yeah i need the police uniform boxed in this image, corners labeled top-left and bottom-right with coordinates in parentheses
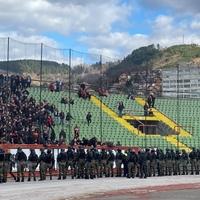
top-left (3, 151), bottom-right (16, 182)
top-left (189, 148), bottom-right (197, 175)
top-left (150, 149), bottom-right (157, 177)
top-left (157, 149), bottom-right (165, 176)
top-left (138, 150), bottom-right (148, 178)
top-left (38, 149), bottom-right (47, 181)
top-left (45, 149), bottom-right (55, 180)
top-left (107, 150), bottom-right (115, 177)
top-left (0, 149), bottom-right (4, 183)
top-left (85, 149), bottom-right (94, 179)
top-left (181, 150), bottom-right (189, 175)
top-left (92, 148), bottom-right (100, 178)
top-left (146, 149), bottom-right (151, 177)
top-left (115, 149), bottom-right (123, 177)
top-left (100, 149), bottom-right (108, 177)
top-left (77, 147), bottom-right (85, 178)
top-left (127, 150), bottom-right (138, 178)
top-left (66, 147), bottom-right (75, 179)
top-left (15, 148), bottom-right (27, 182)
top-left (196, 149), bottom-right (200, 175)
top-left (28, 149), bottom-right (39, 181)
top-left (57, 149), bottom-right (67, 179)
top-left (165, 149), bottom-right (172, 176)
top-left (174, 150), bottom-right (181, 175)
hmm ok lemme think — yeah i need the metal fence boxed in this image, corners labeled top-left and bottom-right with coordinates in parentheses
top-left (0, 37), bottom-right (199, 149)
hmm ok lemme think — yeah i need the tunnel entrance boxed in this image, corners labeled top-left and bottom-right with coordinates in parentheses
top-left (127, 119), bottom-right (177, 136)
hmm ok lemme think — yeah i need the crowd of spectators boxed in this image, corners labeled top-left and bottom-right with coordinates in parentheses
top-left (0, 75), bottom-right (67, 145)
top-left (0, 73), bottom-right (156, 148)
top-left (49, 80), bottom-right (63, 92)
top-left (78, 83), bottom-right (91, 100)
top-left (0, 75), bottom-right (99, 146)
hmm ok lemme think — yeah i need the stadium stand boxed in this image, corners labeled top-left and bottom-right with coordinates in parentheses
top-left (28, 88), bottom-right (138, 146)
top-left (156, 98), bottom-right (200, 148)
top-left (0, 74), bottom-right (194, 150)
top-left (27, 88), bottom-right (174, 149)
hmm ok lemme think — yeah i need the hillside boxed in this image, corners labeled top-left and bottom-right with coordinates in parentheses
top-left (106, 44), bottom-right (200, 82)
top-left (0, 60), bottom-right (69, 74)
top-left (1, 44), bottom-right (200, 88)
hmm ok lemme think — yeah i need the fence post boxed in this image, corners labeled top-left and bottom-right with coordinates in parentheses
top-left (100, 54), bottom-right (103, 143)
top-left (68, 48), bottom-right (72, 144)
top-left (6, 37), bottom-right (10, 138)
top-left (176, 64), bottom-right (180, 150)
top-left (6, 37), bottom-right (9, 78)
top-left (39, 43), bottom-right (43, 134)
top-left (39, 43), bottom-right (43, 104)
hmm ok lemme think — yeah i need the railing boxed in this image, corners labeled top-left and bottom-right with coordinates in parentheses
top-left (138, 124), bottom-right (158, 135)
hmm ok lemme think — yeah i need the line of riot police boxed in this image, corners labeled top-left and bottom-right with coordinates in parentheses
top-left (0, 147), bottom-right (200, 183)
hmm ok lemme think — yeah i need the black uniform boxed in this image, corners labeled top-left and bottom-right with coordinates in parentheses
top-left (123, 153), bottom-right (128, 177)
top-left (157, 149), bottom-right (165, 176)
top-left (15, 149), bottom-right (27, 182)
top-left (150, 150), bottom-right (157, 177)
top-left (174, 150), bottom-right (181, 175)
top-left (127, 151), bottom-right (138, 178)
top-left (0, 150), bottom-right (4, 183)
top-left (85, 149), bottom-right (94, 179)
top-left (66, 147), bottom-right (75, 178)
top-left (138, 150), bottom-right (148, 178)
top-left (77, 148), bottom-right (86, 178)
top-left (28, 150), bottom-right (39, 181)
top-left (38, 150), bottom-right (47, 181)
top-left (57, 150), bottom-right (67, 179)
top-left (181, 150), bottom-right (189, 175)
top-left (45, 150), bottom-right (55, 180)
top-left (107, 150), bottom-right (115, 177)
top-left (115, 149), bottom-right (123, 177)
top-left (3, 152), bottom-right (16, 182)
top-left (189, 148), bottom-right (197, 175)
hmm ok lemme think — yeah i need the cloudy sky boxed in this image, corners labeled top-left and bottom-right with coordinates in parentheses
top-left (1, 0), bottom-right (200, 59)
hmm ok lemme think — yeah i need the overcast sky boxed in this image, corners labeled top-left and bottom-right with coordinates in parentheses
top-left (0, 0), bottom-right (200, 59)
